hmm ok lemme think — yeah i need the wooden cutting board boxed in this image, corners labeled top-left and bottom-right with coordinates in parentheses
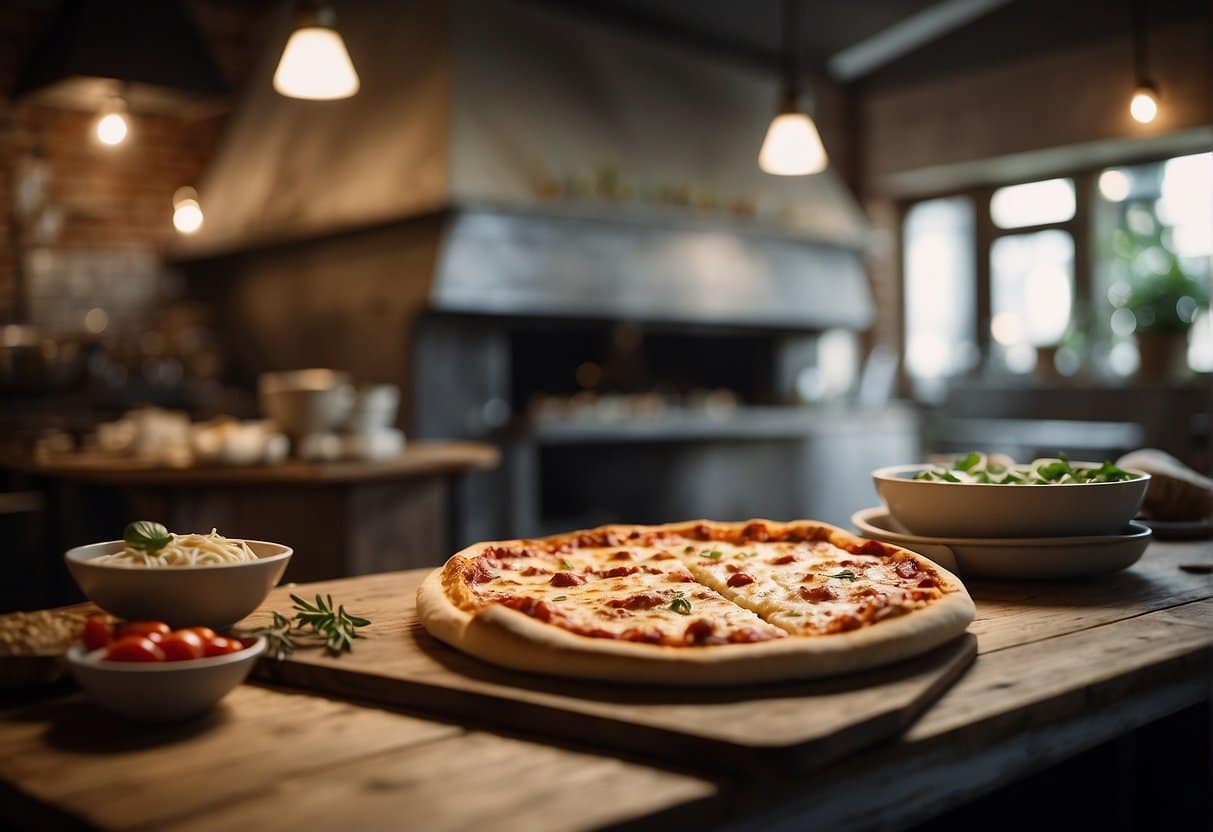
top-left (243, 570), bottom-right (976, 772)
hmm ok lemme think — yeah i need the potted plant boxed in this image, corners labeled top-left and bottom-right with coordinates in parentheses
top-left (1112, 204), bottom-right (1209, 380)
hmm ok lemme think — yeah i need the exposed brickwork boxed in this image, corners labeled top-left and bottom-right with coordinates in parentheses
top-left (0, 0), bottom-right (274, 321)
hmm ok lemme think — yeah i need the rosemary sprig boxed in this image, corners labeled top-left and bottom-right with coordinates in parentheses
top-left (239, 594), bottom-right (372, 659)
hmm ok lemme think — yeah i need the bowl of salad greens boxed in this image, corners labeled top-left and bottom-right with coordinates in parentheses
top-left (872, 452), bottom-right (1150, 538)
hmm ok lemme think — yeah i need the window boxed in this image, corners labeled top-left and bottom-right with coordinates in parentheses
top-left (990, 178), bottom-right (1076, 229)
top-left (902, 197), bottom-right (977, 398)
top-left (1094, 152), bottom-right (1212, 376)
top-left (991, 230), bottom-right (1075, 372)
top-left (901, 151), bottom-right (1212, 390)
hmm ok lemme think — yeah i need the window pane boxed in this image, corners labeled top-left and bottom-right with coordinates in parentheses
top-left (903, 197), bottom-right (977, 390)
top-left (990, 230), bottom-right (1074, 372)
top-left (990, 178), bottom-right (1076, 229)
top-left (1094, 152), bottom-right (1211, 376)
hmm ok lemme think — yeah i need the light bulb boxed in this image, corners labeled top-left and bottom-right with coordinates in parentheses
top-left (95, 112), bottom-right (128, 146)
top-left (1098, 169), bottom-right (1131, 202)
top-left (759, 112), bottom-right (828, 176)
top-left (172, 187), bottom-right (204, 234)
top-left (1130, 86), bottom-right (1158, 124)
top-left (274, 24), bottom-right (359, 100)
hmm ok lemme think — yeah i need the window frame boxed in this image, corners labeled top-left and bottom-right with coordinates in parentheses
top-left (892, 157), bottom-right (1192, 391)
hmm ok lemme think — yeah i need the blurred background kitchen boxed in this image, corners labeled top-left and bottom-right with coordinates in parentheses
top-left (2, 0), bottom-right (1210, 610)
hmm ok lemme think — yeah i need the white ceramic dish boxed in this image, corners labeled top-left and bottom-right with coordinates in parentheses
top-left (65, 540), bottom-right (292, 628)
top-left (852, 506), bottom-right (1151, 579)
top-left (65, 637), bottom-right (265, 721)
top-left (872, 463), bottom-right (1150, 538)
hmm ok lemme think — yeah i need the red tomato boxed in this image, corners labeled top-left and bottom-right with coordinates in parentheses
top-left (82, 615), bottom-right (114, 651)
top-left (115, 621), bottom-right (171, 642)
top-left (103, 636), bottom-right (166, 662)
top-left (159, 630), bottom-right (205, 661)
top-left (202, 636), bottom-right (243, 657)
top-left (182, 626), bottom-right (217, 643)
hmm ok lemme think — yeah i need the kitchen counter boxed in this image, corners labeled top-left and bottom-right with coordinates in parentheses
top-left (5, 442), bottom-right (500, 589)
top-left (0, 540), bottom-right (1209, 829)
top-left (2, 441), bottom-right (499, 485)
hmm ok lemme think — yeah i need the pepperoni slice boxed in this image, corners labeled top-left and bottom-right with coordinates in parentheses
top-left (727, 572), bottom-right (756, 588)
top-left (799, 585), bottom-right (836, 602)
top-left (550, 571), bottom-right (587, 588)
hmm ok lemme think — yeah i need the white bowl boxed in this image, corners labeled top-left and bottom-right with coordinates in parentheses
top-left (873, 463), bottom-right (1150, 538)
top-left (852, 506), bottom-right (1152, 579)
top-left (65, 637), bottom-right (265, 721)
top-left (259, 369), bottom-right (354, 440)
top-left (65, 540), bottom-right (292, 628)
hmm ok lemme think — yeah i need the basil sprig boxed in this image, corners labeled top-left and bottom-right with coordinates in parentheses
top-left (123, 521), bottom-right (173, 553)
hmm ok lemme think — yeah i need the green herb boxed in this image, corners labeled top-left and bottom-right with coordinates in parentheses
top-left (954, 452), bottom-right (982, 472)
top-left (913, 452), bottom-right (1139, 485)
top-left (829, 570), bottom-right (858, 582)
top-left (238, 594), bottom-right (373, 659)
top-left (551, 595), bottom-right (568, 601)
top-left (699, 550), bottom-right (723, 560)
top-left (561, 559), bottom-right (574, 569)
top-left (123, 521), bottom-right (173, 554)
top-left (739, 551), bottom-right (758, 558)
top-left (683, 545), bottom-right (695, 554)
top-left (669, 594), bottom-right (692, 615)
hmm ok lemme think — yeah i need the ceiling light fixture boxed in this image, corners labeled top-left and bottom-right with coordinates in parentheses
top-left (273, 3), bottom-right (359, 100)
top-left (1128, 0), bottom-right (1159, 124)
top-left (94, 95), bottom-right (128, 146)
top-left (759, 0), bottom-right (827, 176)
top-left (172, 186), bottom-right (204, 234)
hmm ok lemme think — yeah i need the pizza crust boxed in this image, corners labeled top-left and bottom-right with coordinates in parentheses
top-left (416, 519), bottom-right (976, 686)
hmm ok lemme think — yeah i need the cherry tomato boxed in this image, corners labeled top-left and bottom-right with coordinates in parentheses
top-left (82, 615), bottom-right (114, 651)
top-left (159, 630), bottom-right (205, 661)
top-left (182, 626), bottom-right (217, 643)
top-left (103, 636), bottom-right (166, 662)
top-left (202, 636), bottom-right (243, 657)
top-left (115, 621), bottom-right (171, 642)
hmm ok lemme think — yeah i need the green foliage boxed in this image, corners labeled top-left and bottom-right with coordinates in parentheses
top-left (1111, 203), bottom-right (1208, 334)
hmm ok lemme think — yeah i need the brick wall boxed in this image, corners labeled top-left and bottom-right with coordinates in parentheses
top-left (0, 0), bottom-right (273, 323)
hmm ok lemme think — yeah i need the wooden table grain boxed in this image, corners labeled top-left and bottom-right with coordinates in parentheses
top-left (0, 540), bottom-right (1209, 831)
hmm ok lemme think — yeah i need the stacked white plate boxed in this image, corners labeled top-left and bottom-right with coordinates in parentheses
top-left (852, 507), bottom-right (1151, 579)
top-left (855, 463), bottom-right (1153, 579)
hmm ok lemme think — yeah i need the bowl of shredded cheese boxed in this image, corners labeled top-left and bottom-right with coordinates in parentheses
top-left (65, 523), bottom-right (292, 628)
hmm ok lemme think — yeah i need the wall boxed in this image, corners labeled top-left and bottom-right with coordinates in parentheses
top-left (856, 17), bottom-right (1212, 356)
top-left (860, 21), bottom-right (1213, 196)
top-left (0, 0), bottom-right (272, 323)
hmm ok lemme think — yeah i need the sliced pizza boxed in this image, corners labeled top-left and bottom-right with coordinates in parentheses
top-left (417, 519), bottom-right (975, 685)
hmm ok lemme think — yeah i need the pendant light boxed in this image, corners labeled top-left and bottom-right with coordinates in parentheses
top-left (172, 187), bottom-right (204, 234)
top-left (759, 0), bottom-right (827, 176)
top-left (94, 95), bottom-right (129, 146)
top-left (273, 2), bottom-right (360, 100)
top-left (1128, 0), bottom-right (1159, 124)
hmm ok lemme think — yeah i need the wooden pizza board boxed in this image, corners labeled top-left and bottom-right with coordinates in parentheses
top-left (243, 570), bottom-right (977, 773)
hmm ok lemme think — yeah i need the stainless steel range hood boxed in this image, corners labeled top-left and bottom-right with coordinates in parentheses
top-left (182, 0), bottom-right (874, 331)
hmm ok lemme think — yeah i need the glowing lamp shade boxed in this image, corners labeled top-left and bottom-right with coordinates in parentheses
top-left (759, 112), bottom-right (828, 176)
top-left (273, 26), bottom-right (359, 100)
top-left (1130, 86), bottom-right (1158, 124)
top-left (172, 187), bottom-right (203, 235)
top-left (95, 112), bottom-right (128, 146)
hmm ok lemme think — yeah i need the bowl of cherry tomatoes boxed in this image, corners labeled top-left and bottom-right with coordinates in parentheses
top-left (64, 615), bottom-right (265, 721)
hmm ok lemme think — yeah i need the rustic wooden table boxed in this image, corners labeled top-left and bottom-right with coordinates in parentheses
top-left (0, 540), bottom-right (1209, 831)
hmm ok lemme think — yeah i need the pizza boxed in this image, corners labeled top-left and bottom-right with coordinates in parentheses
top-left (417, 519), bottom-right (975, 685)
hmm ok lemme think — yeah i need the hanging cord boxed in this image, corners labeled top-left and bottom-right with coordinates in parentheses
top-left (780, 0), bottom-right (801, 110)
top-left (1130, 0), bottom-right (1149, 84)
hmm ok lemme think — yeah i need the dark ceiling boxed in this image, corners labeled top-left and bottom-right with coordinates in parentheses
top-left (536, 0), bottom-right (1211, 87)
top-left (532, 0), bottom-right (943, 69)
